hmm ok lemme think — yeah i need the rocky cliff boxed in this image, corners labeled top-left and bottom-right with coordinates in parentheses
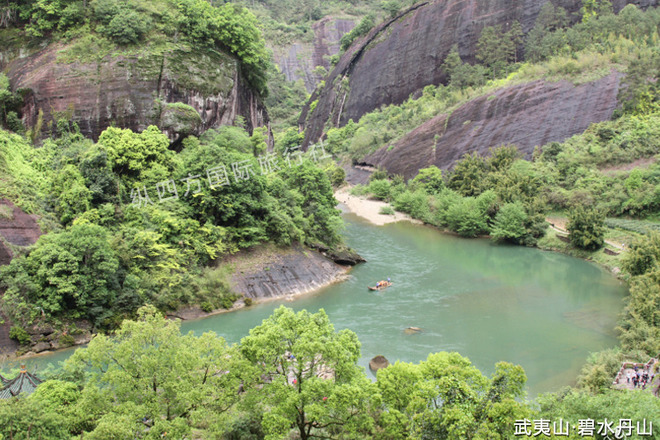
top-left (3, 43), bottom-right (270, 142)
top-left (363, 72), bottom-right (622, 178)
top-left (299, 0), bottom-right (657, 147)
top-left (272, 17), bottom-right (355, 92)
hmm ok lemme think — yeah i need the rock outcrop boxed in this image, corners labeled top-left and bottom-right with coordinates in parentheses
top-left (228, 244), bottom-right (359, 299)
top-left (369, 355), bottom-right (390, 372)
top-left (272, 17), bottom-right (355, 92)
top-left (299, 0), bottom-right (657, 147)
top-left (4, 44), bottom-right (270, 142)
top-left (363, 72), bottom-right (623, 177)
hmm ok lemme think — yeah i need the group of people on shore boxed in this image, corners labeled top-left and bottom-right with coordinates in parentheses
top-left (627, 365), bottom-right (656, 389)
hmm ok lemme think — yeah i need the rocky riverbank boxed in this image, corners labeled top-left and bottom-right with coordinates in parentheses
top-left (169, 242), bottom-right (363, 321)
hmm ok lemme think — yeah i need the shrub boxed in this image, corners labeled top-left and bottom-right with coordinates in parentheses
top-left (9, 326), bottom-right (30, 345)
top-left (200, 301), bottom-right (214, 313)
top-left (59, 334), bottom-right (76, 348)
top-left (491, 202), bottom-right (528, 244)
top-left (379, 206), bottom-right (395, 215)
top-left (100, 8), bottom-right (151, 45)
top-left (567, 206), bottom-right (605, 250)
top-left (244, 297), bottom-right (253, 307)
top-left (368, 179), bottom-right (391, 201)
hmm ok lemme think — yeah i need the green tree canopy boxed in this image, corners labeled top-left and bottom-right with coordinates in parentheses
top-left (567, 206), bottom-right (605, 251)
top-left (0, 223), bottom-right (120, 324)
top-left (65, 305), bottom-right (251, 438)
top-left (240, 306), bottom-right (376, 439)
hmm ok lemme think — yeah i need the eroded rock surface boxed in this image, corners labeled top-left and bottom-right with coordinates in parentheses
top-left (364, 72), bottom-right (623, 178)
top-left (300, 0), bottom-right (656, 147)
top-left (273, 17), bottom-right (355, 92)
top-left (228, 244), bottom-right (357, 299)
top-left (5, 44), bottom-right (269, 141)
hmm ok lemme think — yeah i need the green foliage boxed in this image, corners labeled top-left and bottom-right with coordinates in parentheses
top-left (1, 223), bottom-right (120, 325)
top-left (448, 152), bottom-right (488, 196)
top-left (622, 232), bottom-right (660, 276)
top-left (8, 325), bottom-right (30, 345)
top-left (376, 353), bottom-right (530, 439)
top-left (537, 388), bottom-right (660, 436)
top-left (379, 205), bottom-right (395, 215)
top-left (411, 165), bottom-right (445, 194)
top-left (98, 125), bottom-right (177, 186)
top-left (65, 305), bottom-right (251, 438)
top-left (98, 6), bottom-right (151, 45)
top-left (340, 13), bottom-right (375, 51)
top-left (240, 306), bottom-right (375, 439)
top-left (491, 202), bottom-right (528, 244)
top-left (567, 206), bottom-right (605, 250)
top-left (381, 0), bottom-right (400, 18)
top-left (442, 44), bottom-right (487, 89)
top-left (393, 189), bottom-right (431, 222)
top-left (0, 73), bottom-right (25, 132)
top-left (367, 178), bottom-right (391, 200)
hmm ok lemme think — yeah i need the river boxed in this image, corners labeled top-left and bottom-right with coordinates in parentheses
top-left (1, 213), bottom-right (626, 396)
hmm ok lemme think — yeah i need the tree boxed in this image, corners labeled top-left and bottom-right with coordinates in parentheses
top-left (567, 206), bottom-right (605, 251)
top-left (0, 223), bottom-right (120, 324)
top-left (507, 21), bottom-right (523, 63)
top-left (240, 306), bottom-right (376, 440)
top-left (491, 202), bottom-right (528, 244)
top-left (617, 50), bottom-right (660, 116)
top-left (376, 353), bottom-right (530, 439)
top-left (98, 125), bottom-right (177, 186)
top-left (411, 165), bottom-right (445, 195)
top-left (448, 153), bottom-right (488, 196)
top-left (622, 232), bottom-right (660, 276)
top-left (65, 305), bottom-right (251, 438)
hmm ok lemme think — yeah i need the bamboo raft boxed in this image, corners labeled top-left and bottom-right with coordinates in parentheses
top-left (368, 281), bottom-right (392, 291)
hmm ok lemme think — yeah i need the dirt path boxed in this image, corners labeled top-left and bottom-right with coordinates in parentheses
top-left (546, 217), bottom-right (625, 250)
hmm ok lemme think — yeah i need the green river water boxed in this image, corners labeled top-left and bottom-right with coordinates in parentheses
top-left (1, 212), bottom-right (627, 397)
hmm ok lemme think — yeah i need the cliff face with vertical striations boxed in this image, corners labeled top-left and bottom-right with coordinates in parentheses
top-left (299, 0), bottom-right (657, 148)
top-left (4, 43), bottom-right (270, 142)
top-left (272, 17), bottom-right (355, 93)
top-left (363, 72), bottom-right (623, 178)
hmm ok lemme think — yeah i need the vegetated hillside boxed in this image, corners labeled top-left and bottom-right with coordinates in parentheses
top-left (0, 0), bottom-right (271, 141)
top-left (364, 71), bottom-right (622, 177)
top-left (300, 0), bottom-right (658, 148)
top-left (0, 121), bottom-right (348, 350)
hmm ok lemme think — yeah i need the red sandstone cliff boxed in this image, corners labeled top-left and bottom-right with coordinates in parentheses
top-left (4, 44), bottom-right (270, 142)
top-left (363, 72), bottom-right (622, 178)
top-left (272, 17), bottom-right (355, 93)
top-left (299, 0), bottom-right (657, 148)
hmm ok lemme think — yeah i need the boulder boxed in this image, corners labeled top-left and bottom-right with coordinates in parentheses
top-left (326, 247), bottom-right (366, 266)
top-left (32, 341), bottom-right (51, 353)
top-left (369, 355), bottom-right (390, 372)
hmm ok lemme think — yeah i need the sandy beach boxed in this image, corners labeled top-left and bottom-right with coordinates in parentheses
top-left (334, 186), bottom-right (422, 226)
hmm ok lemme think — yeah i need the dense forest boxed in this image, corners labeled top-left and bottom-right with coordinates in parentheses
top-left (0, 0), bottom-right (659, 438)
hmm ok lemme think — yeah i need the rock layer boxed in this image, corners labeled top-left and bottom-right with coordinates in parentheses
top-left (300, 0), bottom-right (656, 147)
top-left (364, 72), bottom-right (622, 178)
top-left (228, 244), bottom-right (355, 299)
top-left (6, 44), bottom-right (269, 141)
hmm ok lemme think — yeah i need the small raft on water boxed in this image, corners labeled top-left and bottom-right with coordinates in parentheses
top-left (368, 281), bottom-right (392, 291)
